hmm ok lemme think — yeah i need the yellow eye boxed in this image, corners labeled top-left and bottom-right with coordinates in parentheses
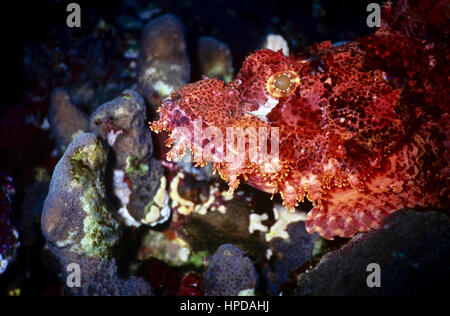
top-left (266, 70), bottom-right (300, 98)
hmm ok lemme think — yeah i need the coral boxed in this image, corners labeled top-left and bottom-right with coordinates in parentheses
top-left (90, 90), bottom-right (166, 227)
top-left (41, 133), bottom-right (153, 295)
top-left (0, 172), bottom-right (19, 274)
top-left (294, 210), bottom-right (450, 296)
top-left (263, 220), bottom-right (317, 295)
top-left (151, 0), bottom-right (448, 240)
top-left (137, 14), bottom-right (190, 104)
top-left (138, 229), bottom-right (191, 267)
top-left (260, 34), bottom-right (290, 56)
top-left (48, 88), bottom-right (89, 154)
top-left (41, 133), bottom-right (120, 258)
top-left (177, 176), bottom-right (266, 260)
top-left (197, 36), bottom-right (234, 83)
top-left (51, 248), bottom-right (153, 296)
top-left (264, 204), bottom-right (307, 242)
top-left (203, 244), bottom-right (258, 296)
top-left (90, 90), bottom-right (153, 165)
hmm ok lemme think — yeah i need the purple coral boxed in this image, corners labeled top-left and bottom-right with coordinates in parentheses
top-left (203, 244), bottom-right (258, 296)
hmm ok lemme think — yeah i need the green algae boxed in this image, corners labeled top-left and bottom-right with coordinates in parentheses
top-left (68, 139), bottom-right (120, 258)
top-left (125, 155), bottom-right (149, 177)
top-left (188, 250), bottom-right (208, 268)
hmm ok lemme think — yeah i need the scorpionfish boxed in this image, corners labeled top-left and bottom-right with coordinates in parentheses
top-left (151, 0), bottom-right (449, 239)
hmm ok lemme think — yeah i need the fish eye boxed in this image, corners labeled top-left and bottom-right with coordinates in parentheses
top-left (266, 70), bottom-right (300, 98)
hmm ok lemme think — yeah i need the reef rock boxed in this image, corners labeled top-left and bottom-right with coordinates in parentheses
top-left (90, 90), bottom-right (153, 166)
top-left (264, 220), bottom-right (317, 295)
top-left (41, 133), bottom-right (153, 295)
top-left (197, 36), bottom-right (234, 83)
top-left (48, 88), bottom-right (90, 154)
top-left (173, 174), bottom-right (266, 260)
top-left (42, 133), bottom-right (120, 258)
top-left (294, 210), bottom-right (450, 296)
top-left (137, 14), bottom-right (190, 104)
top-left (90, 90), bottom-right (167, 227)
top-left (203, 244), bottom-right (258, 296)
top-left (260, 33), bottom-right (290, 56)
top-left (51, 248), bottom-right (153, 296)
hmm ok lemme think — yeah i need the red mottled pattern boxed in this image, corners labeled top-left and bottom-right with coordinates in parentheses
top-left (151, 1), bottom-right (449, 239)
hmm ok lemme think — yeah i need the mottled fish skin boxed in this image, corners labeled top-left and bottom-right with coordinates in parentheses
top-left (151, 1), bottom-right (449, 239)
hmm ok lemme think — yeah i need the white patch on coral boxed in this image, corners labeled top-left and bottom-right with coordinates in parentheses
top-left (107, 129), bottom-right (123, 146)
top-left (249, 213), bottom-right (269, 234)
top-left (144, 67), bottom-right (156, 76)
top-left (220, 190), bottom-right (234, 201)
top-left (113, 169), bottom-right (142, 227)
top-left (265, 204), bottom-right (306, 242)
top-left (179, 247), bottom-right (190, 263)
top-left (142, 176), bottom-right (171, 227)
top-left (114, 170), bottom-right (131, 205)
top-left (170, 173), bottom-right (195, 215)
top-left (238, 288), bottom-right (255, 296)
top-left (56, 230), bottom-right (78, 248)
top-left (169, 64), bottom-right (181, 71)
top-left (71, 130), bottom-right (85, 141)
top-left (146, 194), bottom-right (171, 227)
top-left (262, 34), bottom-right (290, 56)
top-left (265, 248), bottom-right (273, 260)
top-left (194, 189), bottom-right (217, 215)
top-left (154, 80), bottom-right (174, 97)
top-left (0, 254), bottom-right (9, 274)
top-left (118, 207), bottom-right (141, 228)
top-left (217, 205), bottom-right (226, 214)
top-left (170, 172), bottom-right (226, 216)
top-left (41, 118), bottom-right (50, 130)
top-left (273, 207), bottom-right (280, 220)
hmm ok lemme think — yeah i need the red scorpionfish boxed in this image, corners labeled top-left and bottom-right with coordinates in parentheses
top-left (151, 0), bottom-right (449, 239)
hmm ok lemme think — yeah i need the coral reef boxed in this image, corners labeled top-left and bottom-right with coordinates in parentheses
top-left (50, 248), bottom-right (153, 296)
top-left (151, 0), bottom-right (448, 240)
top-left (42, 133), bottom-right (120, 258)
top-left (90, 90), bottom-right (166, 227)
top-left (260, 34), bottom-right (290, 56)
top-left (178, 179), bottom-right (267, 260)
top-left (48, 88), bottom-right (90, 154)
top-left (197, 36), bottom-right (234, 83)
top-left (203, 244), bottom-right (258, 296)
top-left (137, 14), bottom-right (190, 104)
top-left (263, 219), bottom-right (317, 295)
top-left (41, 133), bottom-right (152, 295)
top-left (294, 210), bottom-right (450, 296)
